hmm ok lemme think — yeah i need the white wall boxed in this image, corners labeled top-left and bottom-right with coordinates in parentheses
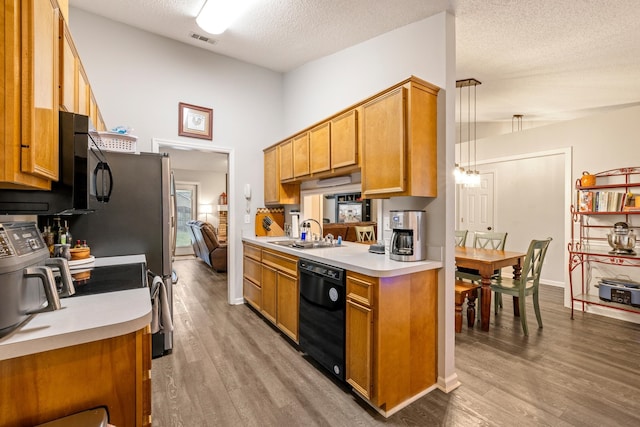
top-left (69, 8), bottom-right (283, 304)
top-left (471, 105), bottom-right (640, 323)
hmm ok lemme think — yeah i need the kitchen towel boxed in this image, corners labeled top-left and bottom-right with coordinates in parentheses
top-left (151, 276), bottom-right (174, 334)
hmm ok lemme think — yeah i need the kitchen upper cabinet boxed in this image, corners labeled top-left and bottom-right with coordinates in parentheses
top-left (77, 62), bottom-right (90, 116)
top-left (279, 140), bottom-right (294, 181)
top-left (59, 19), bottom-right (77, 113)
top-left (292, 132), bottom-right (310, 178)
top-left (330, 109), bottom-right (358, 169)
top-left (362, 78), bottom-right (439, 198)
top-left (21, 0), bottom-right (60, 182)
top-left (264, 146), bottom-right (299, 206)
top-left (309, 122), bottom-right (331, 174)
top-left (1, 0), bottom-right (59, 190)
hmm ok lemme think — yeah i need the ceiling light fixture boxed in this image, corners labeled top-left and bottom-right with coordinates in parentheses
top-left (455, 78), bottom-right (482, 187)
top-left (196, 0), bottom-right (257, 35)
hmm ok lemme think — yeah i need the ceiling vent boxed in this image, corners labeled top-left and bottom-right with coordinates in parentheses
top-left (189, 32), bottom-right (217, 45)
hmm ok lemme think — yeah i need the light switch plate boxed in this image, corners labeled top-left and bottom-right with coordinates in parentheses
top-left (383, 215), bottom-right (391, 231)
top-left (244, 214), bottom-right (251, 224)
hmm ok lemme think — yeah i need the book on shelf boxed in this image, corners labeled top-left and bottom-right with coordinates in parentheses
top-left (577, 190), bottom-right (628, 212)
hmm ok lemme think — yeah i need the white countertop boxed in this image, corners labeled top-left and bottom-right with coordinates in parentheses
top-left (242, 236), bottom-right (443, 277)
top-left (0, 256), bottom-right (152, 361)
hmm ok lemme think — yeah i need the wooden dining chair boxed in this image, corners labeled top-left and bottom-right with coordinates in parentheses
top-left (455, 231), bottom-right (508, 281)
top-left (355, 225), bottom-right (375, 242)
top-left (455, 229), bottom-right (468, 247)
top-left (490, 237), bottom-right (552, 335)
top-left (455, 231), bottom-right (508, 315)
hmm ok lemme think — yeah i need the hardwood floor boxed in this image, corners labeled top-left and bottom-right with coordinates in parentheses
top-left (152, 258), bottom-right (640, 426)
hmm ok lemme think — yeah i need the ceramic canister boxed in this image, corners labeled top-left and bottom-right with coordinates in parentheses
top-left (580, 171), bottom-right (596, 187)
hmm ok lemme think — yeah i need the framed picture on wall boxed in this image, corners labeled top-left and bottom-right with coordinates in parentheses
top-left (178, 102), bottom-right (213, 140)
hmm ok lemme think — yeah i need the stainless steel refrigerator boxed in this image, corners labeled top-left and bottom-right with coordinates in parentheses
top-left (68, 151), bottom-right (176, 358)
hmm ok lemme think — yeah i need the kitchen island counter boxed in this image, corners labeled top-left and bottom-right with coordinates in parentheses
top-left (242, 235), bottom-right (442, 277)
top-left (0, 288), bottom-right (151, 361)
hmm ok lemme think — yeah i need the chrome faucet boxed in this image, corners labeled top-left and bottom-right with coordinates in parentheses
top-left (299, 218), bottom-right (323, 240)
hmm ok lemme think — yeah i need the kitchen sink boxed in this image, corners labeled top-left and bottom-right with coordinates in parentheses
top-left (268, 240), bottom-right (342, 249)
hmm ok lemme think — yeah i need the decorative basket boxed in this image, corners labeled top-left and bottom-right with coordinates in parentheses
top-left (95, 131), bottom-right (138, 153)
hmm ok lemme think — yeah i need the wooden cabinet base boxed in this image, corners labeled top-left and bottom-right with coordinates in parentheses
top-left (346, 269), bottom-right (438, 413)
top-left (0, 328), bottom-right (151, 427)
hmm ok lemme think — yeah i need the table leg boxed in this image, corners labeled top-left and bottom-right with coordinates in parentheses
top-left (480, 275), bottom-right (492, 331)
top-left (512, 262), bottom-right (523, 317)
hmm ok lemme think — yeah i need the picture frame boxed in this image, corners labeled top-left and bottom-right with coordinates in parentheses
top-left (178, 102), bottom-right (213, 140)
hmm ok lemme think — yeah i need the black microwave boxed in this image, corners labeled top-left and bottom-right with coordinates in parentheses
top-left (0, 112), bottom-right (112, 215)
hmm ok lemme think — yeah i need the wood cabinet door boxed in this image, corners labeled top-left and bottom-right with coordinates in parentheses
top-left (292, 132), bottom-right (310, 178)
top-left (330, 109), bottom-right (358, 169)
top-left (279, 140), bottom-right (294, 181)
top-left (264, 147), bottom-right (279, 205)
top-left (361, 87), bottom-right (406, 197)
top-left (20, 0), bottom-right (60, 181)
top-left (59, 19), bottom-right (77, 113)
top-left (276, 272), bottom-right (299, 342)
top-left (261, 265), bottom-right (277, 324)
top-left (346, 298), bottom-right (373, 399)
top-left (309, 122), bottom-right (331, 174)
top-left (77, 63), bottom-right (89, 116)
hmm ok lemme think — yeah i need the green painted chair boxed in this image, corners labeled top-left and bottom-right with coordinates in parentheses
top-left (455, 229), bottom-right (468, 247)
top-left (490, 237), bottom-right (552, 335)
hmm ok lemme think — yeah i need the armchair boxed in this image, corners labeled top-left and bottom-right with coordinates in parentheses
top-left (187, 220), bottom-right (227, 272)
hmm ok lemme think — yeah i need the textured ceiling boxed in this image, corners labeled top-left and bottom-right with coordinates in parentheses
top-left (70, 0), bottom-right (640, 124)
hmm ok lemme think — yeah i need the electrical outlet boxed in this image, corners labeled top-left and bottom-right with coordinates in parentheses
top-left (383, 215), bottom-right (391, 231)
top-left (244, 214), bottom-right (251, 224)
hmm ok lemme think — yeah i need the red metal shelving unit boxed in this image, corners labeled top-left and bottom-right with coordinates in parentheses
top-left (568, 167), bottom-right (640, 317)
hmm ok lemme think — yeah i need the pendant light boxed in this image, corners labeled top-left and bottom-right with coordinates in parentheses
top-left (455, 78), bottom-right (482, 187)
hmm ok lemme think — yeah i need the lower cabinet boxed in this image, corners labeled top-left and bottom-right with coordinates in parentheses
top-left (346, 274), bottom-right (373, 398)
top-left (242, 243), bottom-right (439, 413)
top-left (276, 269), bottom-right (299, 341)
top-left (0, 326), bottom-right (152, 426)
top-left (243, 243), bottom-right (299, 342)
top-left (346, 269), bottom-right (438, 411)
top-left (243, 243), bottom-right (262, 310)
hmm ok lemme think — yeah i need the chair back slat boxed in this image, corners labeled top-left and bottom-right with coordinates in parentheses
top-left (455, 230), bottom-right (468, 247)
top-left (355, 225), bottom-right (375, 242)
top-left (519, 238), bottom-right (553, 288)
top-left (473, 231), bottom-right (508, 250)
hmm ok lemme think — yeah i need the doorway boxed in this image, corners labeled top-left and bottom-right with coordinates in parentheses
top-left (152, 138), bottom-right (236, 304)
top-left (175, 183), bottom-right (198, 256)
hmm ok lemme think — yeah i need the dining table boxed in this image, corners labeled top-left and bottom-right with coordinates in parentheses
top-left (454, 246), bottom-right (527, 331)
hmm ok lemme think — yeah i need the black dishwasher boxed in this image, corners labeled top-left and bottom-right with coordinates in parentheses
top-left (298, 258), bottom-right (346, 381)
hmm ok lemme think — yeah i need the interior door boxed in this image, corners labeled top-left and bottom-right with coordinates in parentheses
top-left (175, 183), bottom-right (198, 256)
top-left (458, 172), bottom-right (495, 233)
